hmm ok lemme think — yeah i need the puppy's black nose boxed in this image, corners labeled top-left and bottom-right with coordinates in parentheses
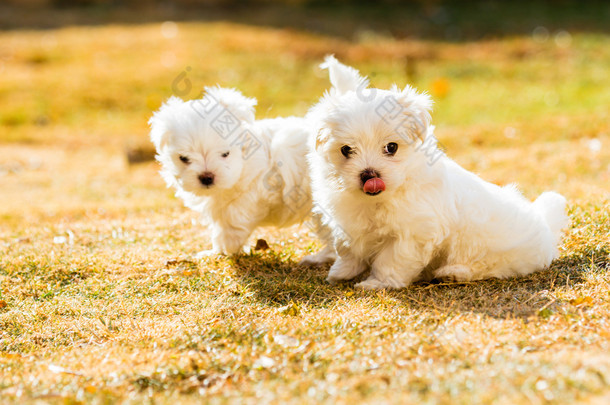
top-left (360, 168), bottom-right (379, 185)
top-left (198, 172), bottom-right (215, 186)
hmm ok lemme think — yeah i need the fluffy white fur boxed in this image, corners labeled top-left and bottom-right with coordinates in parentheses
top-left (150, 86), bottom-right (333, 260)
top-left (308, 56), bottom-right (569, 289)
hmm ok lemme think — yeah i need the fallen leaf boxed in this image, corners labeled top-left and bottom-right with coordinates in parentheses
top-left (255, 239), bottom-right (269, 251)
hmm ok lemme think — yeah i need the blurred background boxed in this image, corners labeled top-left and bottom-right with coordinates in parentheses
top-left (1, 0), bottom-right (609, 224)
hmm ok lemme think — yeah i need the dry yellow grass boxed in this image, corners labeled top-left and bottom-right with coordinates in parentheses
top-left (1, 4), bottom-right (609, 404)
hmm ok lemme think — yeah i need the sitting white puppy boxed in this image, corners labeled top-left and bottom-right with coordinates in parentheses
top-left (308, 56), bottom-right (568, 289)
top-left (150, 86), bottom-right (334, 261)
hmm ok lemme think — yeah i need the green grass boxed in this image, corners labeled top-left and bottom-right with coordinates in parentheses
top-left (1, 3), bottom-right (609, 404)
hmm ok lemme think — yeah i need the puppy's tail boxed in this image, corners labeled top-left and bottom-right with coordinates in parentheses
top-left (320, 55), bottom-right (369, 96)
top-left (533, 191), bottom-right (569, 241)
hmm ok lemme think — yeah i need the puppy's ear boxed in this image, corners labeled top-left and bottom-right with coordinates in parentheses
top-left (203, 86), bottom-right (257, 124)
top-left (315, 127), bottom-right (331, 151)
top-left (320, 54), bottom-right (369, 96)
top-left (149, 96), bottom-right (184, 151)
top-left (392, 85), bottom-right (433, 142)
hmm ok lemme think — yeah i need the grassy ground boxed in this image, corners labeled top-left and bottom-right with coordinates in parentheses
top-left (1, 3), bottom-right (609, 404)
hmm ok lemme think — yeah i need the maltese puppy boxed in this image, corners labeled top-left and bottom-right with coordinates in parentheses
top-left (150, 86), bottom-right (334, 262)
top-left (308, 56), bottom-right (568, 289)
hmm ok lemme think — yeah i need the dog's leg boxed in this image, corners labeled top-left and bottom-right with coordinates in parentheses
top-left (356, 243), bottom-right (423, 290)
top-left (299, 244), bottom-right (337, 266)
top-left (197, 225), bottom-right (252, 258)
top-left (299, 213), bottom-right (337, 266)
top-left (433, 264), bottom-right (473, 282)
top-left (326, 252), bottom-right (366, 284)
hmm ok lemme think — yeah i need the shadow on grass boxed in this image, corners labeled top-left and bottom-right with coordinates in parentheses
top-left (228, 245), bottom-right (608, 319)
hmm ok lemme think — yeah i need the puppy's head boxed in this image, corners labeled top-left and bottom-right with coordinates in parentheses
top-left (149, 87), bottom-right (257, 196)
top-left (314, 73), bottom-right (432, 198)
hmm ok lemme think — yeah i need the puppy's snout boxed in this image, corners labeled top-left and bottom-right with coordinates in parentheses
top-left (360, 168), bottom-right (385, 196)
top-left (360, 168), bottom-right (379, 185)
top-left (198, 172), bottom-right (215, 186)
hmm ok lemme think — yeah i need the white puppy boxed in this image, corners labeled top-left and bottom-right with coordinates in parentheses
top-left (308, 56), bottom-right (568, 289)
top-left (150, 86), bottom-right (334, 261)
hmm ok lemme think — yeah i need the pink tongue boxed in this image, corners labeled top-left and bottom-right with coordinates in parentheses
top-left (363, 178), bottom-right (385, 194)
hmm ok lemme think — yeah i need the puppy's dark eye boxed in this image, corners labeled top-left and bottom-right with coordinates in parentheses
top-left (221, 151), bottom-right (230, 158)
top-left (341, 145), bottom-right (353, 158)
top-left (179, 155), bottom-right (190, 164)
top-left (384, 142), bottom-right (398, 156)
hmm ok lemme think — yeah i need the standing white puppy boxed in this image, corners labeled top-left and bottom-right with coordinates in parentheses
top-left (308, 56), bottom-right (568, 289)
top-left (150, 86), bottom-right (333, 261)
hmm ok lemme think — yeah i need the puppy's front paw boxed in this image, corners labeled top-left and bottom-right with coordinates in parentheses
top-left (326, 257), bottom-right (366, 284)
top-left (300, 254), bottom-right (325, 266)
top-left (433, 264), bottom-right (472, 282)
top-left (299, 247), bottom-right (336, 267)
top-left (354, 277), bottom-right (398, 290)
